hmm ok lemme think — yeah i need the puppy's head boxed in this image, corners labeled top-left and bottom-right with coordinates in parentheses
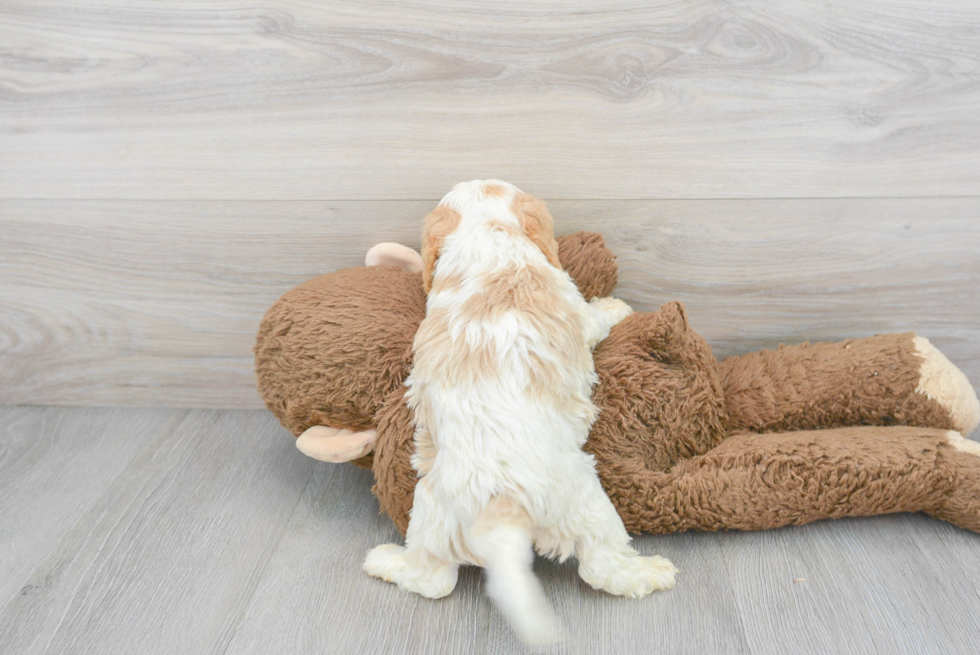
top-left (421, 180), bottom-right (561, 293)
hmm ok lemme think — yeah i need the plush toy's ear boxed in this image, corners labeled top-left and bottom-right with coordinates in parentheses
top-left (421, 205), bottom-right (461, 293)
top-left (295, 425), bottom-right (378, 463)
top-left (365, 243), bottom-right (424, 272)
top-left (512, 193), bottom-right (562, 269)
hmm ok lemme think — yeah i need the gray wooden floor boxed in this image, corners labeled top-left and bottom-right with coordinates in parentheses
top-left (2, 405), bottom-right (979, 655)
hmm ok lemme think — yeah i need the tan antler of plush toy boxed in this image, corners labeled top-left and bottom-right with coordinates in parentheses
top-left (255, 231), bottom-right (980, 537)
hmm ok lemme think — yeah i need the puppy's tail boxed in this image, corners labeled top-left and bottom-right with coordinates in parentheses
top-left (469, 496), bottom-right (560, 645)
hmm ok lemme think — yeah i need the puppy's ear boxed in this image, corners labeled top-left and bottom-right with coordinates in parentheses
top-left (513, 193), bottom-right (561, 269)
top-left (421, 205), bottom-right (461, 293)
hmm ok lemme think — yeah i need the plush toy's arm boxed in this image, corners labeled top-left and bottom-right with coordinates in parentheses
top-left (719, 333), bottom-right (980, 437)
top-left (596, 425), bottom-right (980, 534)
top-left (370, 386), bottom-right (418, 536)
top-left (556, 231), bottom-right (619, 300)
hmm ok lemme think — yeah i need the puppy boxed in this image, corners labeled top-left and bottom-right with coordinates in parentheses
top-left (363, 180), bottom-right (677, 643)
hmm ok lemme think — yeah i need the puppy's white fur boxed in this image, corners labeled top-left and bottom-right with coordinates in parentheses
top-left (363, 180), bottom-right (677, 644)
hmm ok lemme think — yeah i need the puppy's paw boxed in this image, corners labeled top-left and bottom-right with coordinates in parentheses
top-left (363, 543), bottom-right (407, 583)
top-left (591, 296), bottom-right (633, 327)
top-left (613, 555), bottom-right (678, 598)
top-left (583, 554), bottom-right (678, 599)
top-left (363, 544), bottom-right (458, 599)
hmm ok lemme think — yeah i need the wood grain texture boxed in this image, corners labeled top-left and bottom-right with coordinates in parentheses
top-left (1, 198), bottom-right (977, 410)
top-left (0, 408), bottom-right (314, 655)
top-left (1, 0), bottom-right (979, 199)
top-left (720, 515), bottom-right (980, 654)
top-left (4, 407), bottom-right (979, 655)
top-left (0, 406), bottom-right (182, 604)
top-left (224, 452), bottom-right (751, 655)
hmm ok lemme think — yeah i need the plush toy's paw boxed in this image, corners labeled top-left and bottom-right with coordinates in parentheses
top-left (914, 337), bottom-right (980, 435)
top-left (929, 430), bottom-right (980, 533)
top-left (580, 554), bottom-right (678, 599)
top-left (363, 544), bottom-right (458, 599)
top-left (591, 296), bottom-right (633, 328)
top-left (945, 430), bottom-right (980, 457)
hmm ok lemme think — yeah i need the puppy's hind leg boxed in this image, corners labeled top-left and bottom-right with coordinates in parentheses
top-left (363, 479), bottom-right (459, 599)
top-left (467, 496), bottom-right (560, 645)
top-left (572, 477), bottom-right (678, 598)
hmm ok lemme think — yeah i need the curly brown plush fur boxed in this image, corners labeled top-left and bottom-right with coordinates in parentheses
top-left (255, 231), bottom-right (980, 537)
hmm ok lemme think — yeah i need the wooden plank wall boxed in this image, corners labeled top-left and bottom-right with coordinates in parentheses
top-left (1, 1), bottom-right (978, 408)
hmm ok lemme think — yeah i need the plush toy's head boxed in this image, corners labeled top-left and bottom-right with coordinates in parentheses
top-left (254, 231), bottom-right (620, 466)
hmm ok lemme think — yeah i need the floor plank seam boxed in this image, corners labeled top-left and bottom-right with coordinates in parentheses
top-left (0, 408), bottom-right (192, 622)
top-left (213, 452), bottom-right (318, 655)
top-left (36, 409), bottom-right (199, 655)
top-left (712, 531), bottom-right (756, 655)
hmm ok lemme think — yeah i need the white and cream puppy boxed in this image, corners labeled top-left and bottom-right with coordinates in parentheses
top-left (363, 180), bottom-right (677, 643)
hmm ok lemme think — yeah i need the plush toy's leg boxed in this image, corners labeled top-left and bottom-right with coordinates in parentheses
top-left (595, 426), bottom-right (980, 535)
top-left (719, 333), bottom-right (979, 436)
top-left (363, 478), bottom-right (460, 598)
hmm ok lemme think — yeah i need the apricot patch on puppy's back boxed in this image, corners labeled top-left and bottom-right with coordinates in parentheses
top-left (460, 263), bottom-right (593, 412)
top-left (412, 307), bottom-right (501, 387)
top-left (430, 269), bottom-right (465, 295)
top-left (460, 264), bottom-right (557, 323)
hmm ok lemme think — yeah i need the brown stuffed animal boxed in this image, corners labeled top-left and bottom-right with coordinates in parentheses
top-left (255, 231), bottom-right (980, 537)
